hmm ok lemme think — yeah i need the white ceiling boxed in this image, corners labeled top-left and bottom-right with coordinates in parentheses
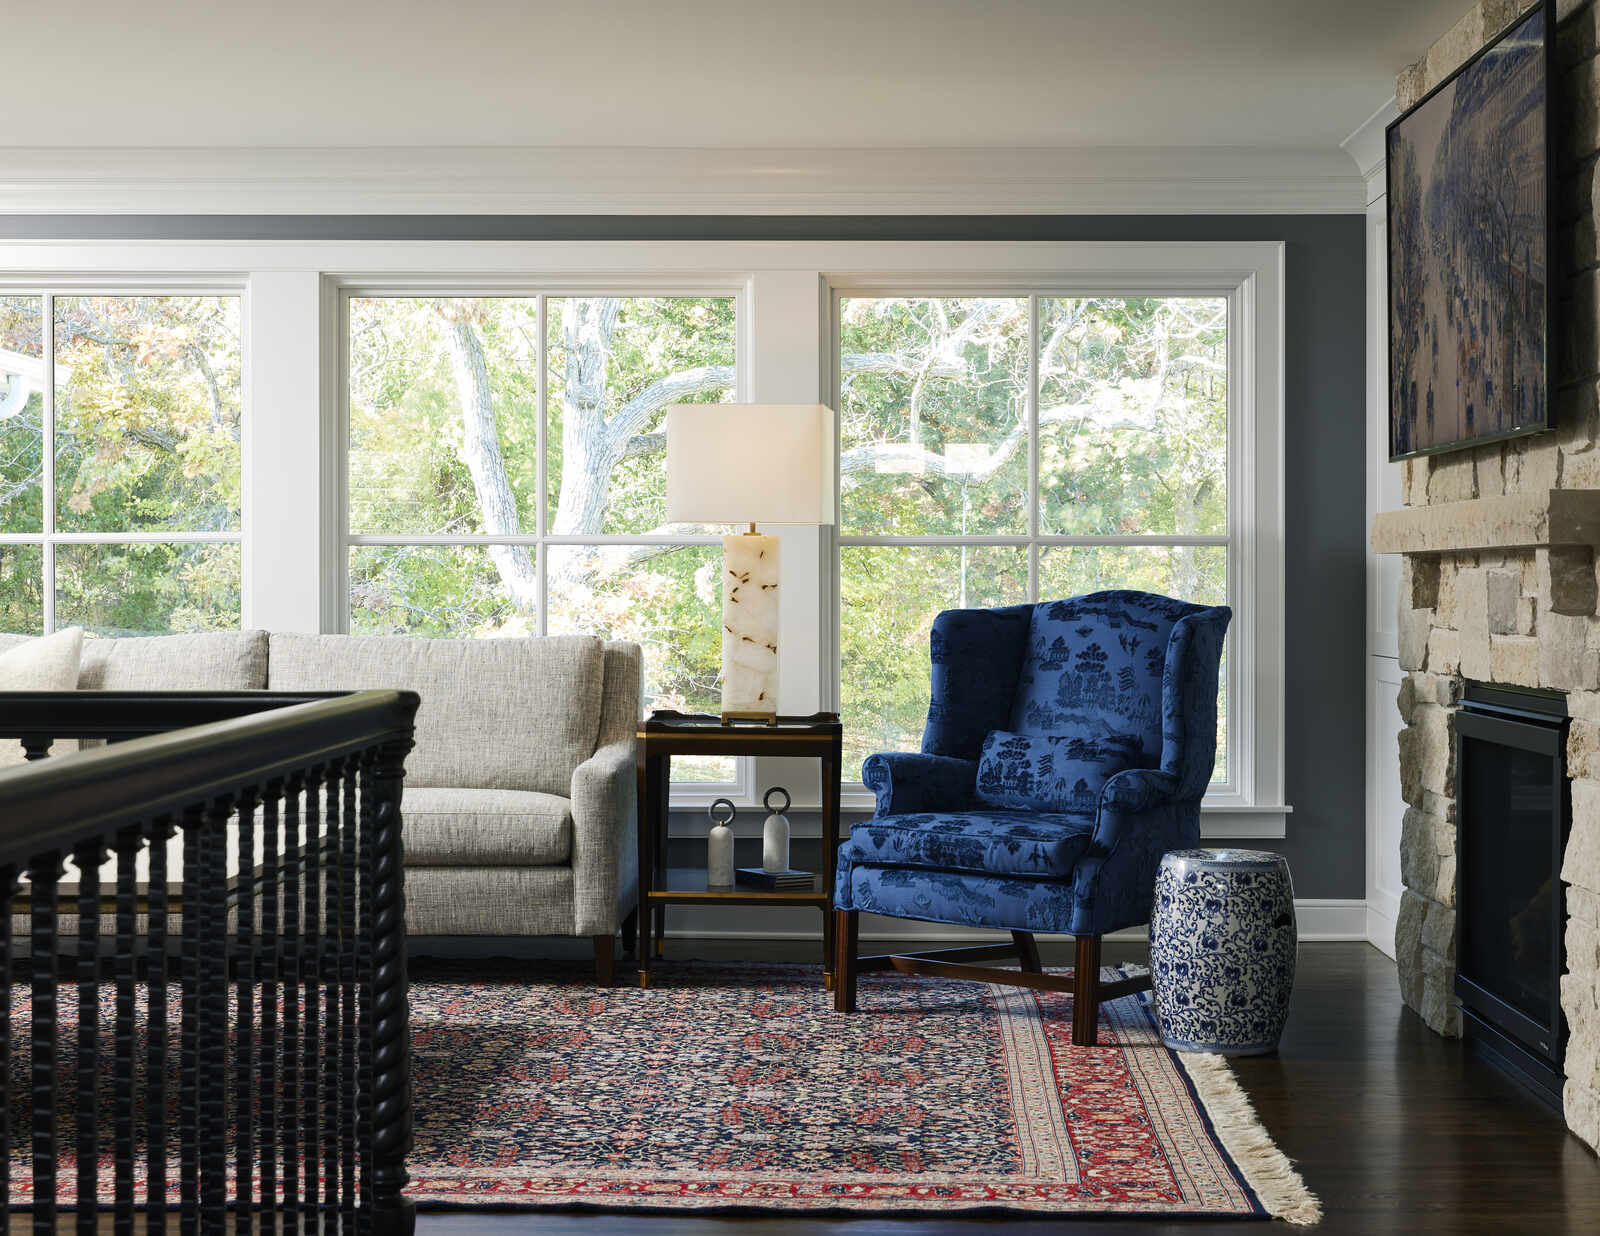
top-left (10, 0), bottom-right (1463, 150)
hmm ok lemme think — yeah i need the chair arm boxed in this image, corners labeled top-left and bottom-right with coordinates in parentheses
top-left (1098, 768), bottom-right (1180, 816)
top-left (569, 738), bottom-right (638, 935)
top-left (861, 752), bottom-right (977, 816)
top-left (1069, 769), bottom-right (1197, 937)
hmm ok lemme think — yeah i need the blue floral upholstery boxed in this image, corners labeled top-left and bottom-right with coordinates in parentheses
top-left (922, 602), bottom-right (1033, 760)
top-left (974, 730), bottom-right (1139, 814)
top-left (836, 590), bottom-right (1231, 938)
top-left (843, 809), bottom-right (1095, 879)
top-left (839, 864), bottom-right (1079, 935)
top-left (861, 752), bottom-right (978, 815)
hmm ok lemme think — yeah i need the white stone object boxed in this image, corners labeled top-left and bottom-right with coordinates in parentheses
top-left (762, 786), bottom-right (792, 873)
top-left (663, 403), bottom-right (836, 717)
top-left (721, 532), bottom-right (780, 716)
top-left (707, 798), bottom-right (736, 888)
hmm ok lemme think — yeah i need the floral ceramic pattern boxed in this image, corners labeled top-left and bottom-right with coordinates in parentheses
top-left (1149, 848), bottom-right (1297, 1056)
top-left (974, 729), bottom-right (1138, 814)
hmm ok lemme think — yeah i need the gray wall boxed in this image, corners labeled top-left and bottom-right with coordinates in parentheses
top-left (1, 213), bottom-right (1367, 899)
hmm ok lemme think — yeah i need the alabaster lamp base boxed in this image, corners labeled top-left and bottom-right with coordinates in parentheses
top-left (721, 531), bottom-right (779, 720)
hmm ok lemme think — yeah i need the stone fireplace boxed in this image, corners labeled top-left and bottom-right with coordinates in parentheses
top-left (1371, 0), bottom-right (1600, 1153)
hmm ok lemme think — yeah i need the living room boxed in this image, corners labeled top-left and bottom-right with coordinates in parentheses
top-left (0, 0), bottom-right (1596, 1231)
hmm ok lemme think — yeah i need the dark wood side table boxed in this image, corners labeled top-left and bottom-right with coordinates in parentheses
top-left (635, 710), bottom-right (843, 989)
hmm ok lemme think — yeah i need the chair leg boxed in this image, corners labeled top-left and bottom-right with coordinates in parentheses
top-left (620, 907), bottom-right (639, 958)
top-left (1071, 934), bottom-right (1102, 1047)
top-left (834, 909), bottom-right (859, 1013)
top-left (1012, 930), bottom-right (1042, 973)
top-left (593, 933), bottom-right (615, 987)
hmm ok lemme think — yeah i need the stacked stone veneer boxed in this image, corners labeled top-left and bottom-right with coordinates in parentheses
top-left (1390, 0), bottom-right (1600, 1152)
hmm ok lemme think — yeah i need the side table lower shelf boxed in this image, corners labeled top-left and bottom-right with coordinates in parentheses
top-left (638, 866), bottom-right (832, 989)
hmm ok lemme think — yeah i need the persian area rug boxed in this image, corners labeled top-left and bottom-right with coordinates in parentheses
top-left (403, 962), bottom-right (1320, 1222)
top-left (5, 964), bottom-right (1320, 1223)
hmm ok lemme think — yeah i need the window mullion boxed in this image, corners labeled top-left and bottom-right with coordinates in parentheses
top-left (1028, 293), bottom-right (1040, 602)
top-left (537, 293), bottom-right (549, 636)
top-left (41, 291), bottom-right (55, 633)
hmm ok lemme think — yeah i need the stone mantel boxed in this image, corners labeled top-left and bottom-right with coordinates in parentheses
top-left (1372, 490), bottom-right (1600, 556)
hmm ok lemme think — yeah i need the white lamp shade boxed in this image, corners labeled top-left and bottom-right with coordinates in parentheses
top-left (665, 404), bottom-right (835, 525)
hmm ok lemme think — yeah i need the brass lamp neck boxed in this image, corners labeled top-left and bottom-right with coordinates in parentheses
top-left (746, 522), bottom-right (758, 536)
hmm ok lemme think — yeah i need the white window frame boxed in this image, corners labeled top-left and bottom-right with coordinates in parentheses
top-left (337, 279), bottom-right (753, 804)
top-left (827, 267), bottom-right (1285, 835)
top-left (0, 241), bottom-right (1287, 836)
top-left (0, 276), bottom-right (248, 633)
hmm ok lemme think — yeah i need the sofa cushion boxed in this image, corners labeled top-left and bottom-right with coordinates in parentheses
top-left (78, 630), bottom-right (269, 690)
top-left (267, 633), bottom-right (604, 796)
top-left (402, 787), bottom-right (573, 867)
top-left (0, 627), bottom-right (84, 766)
top-left (845, 808), bottom-right (1096, 880)
top-left (974, 729), bottom-right (1137, 814)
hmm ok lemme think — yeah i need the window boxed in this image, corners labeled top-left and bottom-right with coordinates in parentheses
top-left (0, 292), bottom-right (242, 635)
top-left (835, 291), bottom-right (1244, 798)
top-left (345, 293), bottom-right (740, 782)
top-left (0, 241), bottom-right (1282, 832)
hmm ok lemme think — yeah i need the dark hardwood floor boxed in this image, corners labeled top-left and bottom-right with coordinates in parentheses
top-left (414, 939), bottom-right (1600, 1235)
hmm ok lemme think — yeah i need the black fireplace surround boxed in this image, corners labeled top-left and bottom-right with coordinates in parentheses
top-left (1455, 682), bottom-right (1570, 1110)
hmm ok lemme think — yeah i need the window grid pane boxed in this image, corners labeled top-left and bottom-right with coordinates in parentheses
top-left (347, 292), bottom-right (741, 786)
top-left (838, 293), bottom-right (1230, 787)
top-left (0, 292), bottom-right (243, 638)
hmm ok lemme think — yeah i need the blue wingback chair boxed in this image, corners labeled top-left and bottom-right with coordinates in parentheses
top-left (832, 589), bottom-right (1231, 1044)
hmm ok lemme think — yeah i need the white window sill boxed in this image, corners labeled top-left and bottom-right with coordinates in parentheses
top-left (666, 792), bottom-right (1292, 840)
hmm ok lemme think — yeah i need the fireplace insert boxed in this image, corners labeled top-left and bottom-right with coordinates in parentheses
top-left (1455, 681), bottom-right (1569, 1110)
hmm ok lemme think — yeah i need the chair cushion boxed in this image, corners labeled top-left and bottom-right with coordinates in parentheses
top-left (268, 633), bottom-right (605, 796)
top-left (974, 729), bottom-right (1137, 814)
top-left (846, 809), bottom-right (1095, 880)
top-left (838, 864), bottom-right (1077, 935)
top-left (402, 787), bottom-right (573, 867)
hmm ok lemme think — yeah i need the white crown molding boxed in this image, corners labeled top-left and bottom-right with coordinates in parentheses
top-left (0, 146), bottom-right (1365, 216)
top-left (1340, 99), bottom-right (1399, 205)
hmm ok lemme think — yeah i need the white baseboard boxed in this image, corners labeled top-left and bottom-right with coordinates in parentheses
top-left (657, 897), bottom-right (1368, 944)
top-left (1365, 889), bottom-right (1399, 960)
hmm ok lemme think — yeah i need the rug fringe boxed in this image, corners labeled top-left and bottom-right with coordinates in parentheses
top-left (1178, 1052), bottom-right (1323, 1226)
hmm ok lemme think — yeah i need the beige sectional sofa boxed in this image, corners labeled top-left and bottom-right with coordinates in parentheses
top-left (0, 628), bottom-right (641, 982)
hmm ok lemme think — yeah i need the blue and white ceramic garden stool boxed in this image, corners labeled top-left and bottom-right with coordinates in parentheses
top-left (1149, 848), bottom-right (1296, 1055)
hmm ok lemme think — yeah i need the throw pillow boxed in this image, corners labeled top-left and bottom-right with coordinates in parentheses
top-left (0, 627), bottom-right (85, 767)
top-left (974, 729), bottom-right (1138, 815)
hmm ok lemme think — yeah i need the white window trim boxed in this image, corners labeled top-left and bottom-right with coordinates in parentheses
top-left (0, 277), bottom-right (248, 632)
top-left (0, 241), bottom-right (1288, 836)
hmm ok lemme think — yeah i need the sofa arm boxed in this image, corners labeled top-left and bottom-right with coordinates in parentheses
top-left (569, 738), bottom-right (638, 936)
top-left (1070, 769), bottom-right (1196, 937)
top-left (861, 752), bottom-right (977, 817)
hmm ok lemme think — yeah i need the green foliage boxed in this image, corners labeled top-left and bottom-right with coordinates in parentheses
top-left (0, 294), bottom-right (242, 635)
top-left (0, 285), bottom-right (1231, 786)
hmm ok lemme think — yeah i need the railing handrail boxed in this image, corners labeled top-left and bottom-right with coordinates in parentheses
top-left (0, 688), bottom-right (348, 740)
top-left (0, 689), bottom-right (421, 867)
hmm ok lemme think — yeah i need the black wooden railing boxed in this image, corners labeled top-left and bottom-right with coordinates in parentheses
top-left (0, 689), bottom-right (419, 1233)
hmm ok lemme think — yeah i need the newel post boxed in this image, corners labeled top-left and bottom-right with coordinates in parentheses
top-left (368, 729), bottom-right (415, 1236)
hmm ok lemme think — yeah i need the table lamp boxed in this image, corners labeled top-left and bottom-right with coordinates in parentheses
top-left (665, 403), bottom-right (834, 721)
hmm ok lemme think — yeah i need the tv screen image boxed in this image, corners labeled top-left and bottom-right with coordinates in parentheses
top-left (1387, 0), bottom-right (1552, 462)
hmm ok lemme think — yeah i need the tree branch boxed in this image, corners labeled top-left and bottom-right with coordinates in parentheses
top-left (602, 364), bottom-right (737, 454)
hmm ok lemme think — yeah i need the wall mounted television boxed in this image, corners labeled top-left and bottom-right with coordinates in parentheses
top-left (1387, 0), bottom-right (1555, 462)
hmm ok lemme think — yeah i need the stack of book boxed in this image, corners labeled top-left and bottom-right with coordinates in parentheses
top-left (735, 867), bottom-right (814, 890)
